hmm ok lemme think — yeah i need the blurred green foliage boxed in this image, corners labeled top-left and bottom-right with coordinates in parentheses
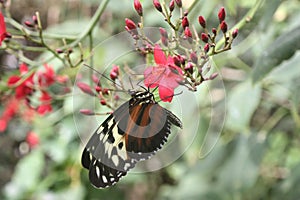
top-left (1, 0), bottom-right (300, 199)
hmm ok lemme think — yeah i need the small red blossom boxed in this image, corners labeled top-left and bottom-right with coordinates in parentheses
top-left (153, 0), bottom-right (162, 12)
top-left (220, 21), bottom-right (228, 33)
top-left (198, 16), bottom-right (206, 28)
top-left (232, 28), bottom-right (238, 38)
top-left (218, 7), bottom-right (226, 23)
top-left (169, 0), bottom-right (175, 12)
top-left (37, 64), bottom-right (56, 87)
top-left (182, 16), bottom-right (189, 29)
top-left (184, 27), bottom-right (192, 38)
top-left (0, 97), bottom-right (20, 132)
top-left (7, 63), bottom-right (34, 99)
top-left (201, 33), bottom-right (209, 43)
top-left (110, 65), bottom-right (120, 80)
top-left (0, 12), bottom-right (7, 46)
top-left (144, 45), bottom-right (184, 102)
top-left (26, 131), bottom-right (39, 148)
top-left (134, 0), bottom-right (143, 16)
top-left (175, 0), bottom-right (182, 7)
top-left (125, 18), bottom-right (137, 30)
top-left (37, 92), bottom-right (52, 115)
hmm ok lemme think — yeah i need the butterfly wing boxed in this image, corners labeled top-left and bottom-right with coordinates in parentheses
top-left (81, 96), bottom-right (182, 188)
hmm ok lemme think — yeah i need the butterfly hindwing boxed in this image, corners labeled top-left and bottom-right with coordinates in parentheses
top-left (81, 91), bottom-right (182, 188)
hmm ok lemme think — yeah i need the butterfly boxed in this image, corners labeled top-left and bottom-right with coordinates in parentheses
top-left (81, 89), bottom-right (182, 188)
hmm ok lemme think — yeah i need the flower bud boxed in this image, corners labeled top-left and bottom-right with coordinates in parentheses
top-left (220, 21), bottom-right (228, 33)
top-left (209, 72), bottom-right (218, 80)
top-left (201, 33), bottom-right (209, 43)
top-left (169, 0), bottom-right (175, 12)
top-left (212, 28), bottom-right (217, 35)
top-left (173, 56), bottom-right (181, 67)
top-left (198, 16), bottom-right (206, 28)
top-left (24, 20), bottom-right (34, 27)
top-left (26, 131), bottom-right (39, 148)
top-left (218, 7), bottom-right (226, 23)
top-left (125, 18), bottom-right (137, 30)
top-left (184, 62), bottom-right (194, 74)
top-left (232, 28), bottom-right (238, 38)
top-left (159, 27), bottom-right (168, 38)
top-left (204, 43), bottom-right (210, 53)
top-left (184, 27), bottom-right (192, 38)
top-left (77, 82), bottom-right (96, 96)
top-left (175, 0), bottom-right (182, 7)
top-left (153, 0), bottom-right (162, 12)
top-left (80, 109), bottom-right (95, 116)
top-left (100, 99), bottom-right (106, 105)
top-left (134, 0), bottom-right (143, 16)
top-left (56, 48), bottom-right (64, 54)
top-left (190, 52), bottom-right (198, 64)
top-left (182, 16), bottom-right (189, 29)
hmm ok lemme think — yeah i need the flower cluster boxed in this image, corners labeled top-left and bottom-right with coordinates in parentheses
top-left (125, 1), bottom-right (238, 102)
top-left (0, 63), bottom-right (69, 133)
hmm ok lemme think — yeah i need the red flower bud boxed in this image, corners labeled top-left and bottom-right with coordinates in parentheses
top-left (134, 0), bottom-right (143, 16)
top-left (77, 82), bottom-right (96, 96)
top-left (159, 27), bottom-right (168, 38)
top-left (201, 33), bottom-right (209, 43)
top-left (32, 15), bottom-right (38, 24)
top-left (100, 99), bottom-right (106, 105)
top-left (218, 7), bottom-right (226, 23)
top-left (204, 43), bottom-right (210, 53)
top-left (212, 28), bottom-right (217, 35)
top-left (56, 48), bottom-right (63, 54)
top-left (95, 85), bottom-right (102, 93)
top-left (125, 18), bottom-right (137, 30)
top-left (169, 0), bottom-right (175, 12)
top-left (190, 52), bottom-right (198, 64)
top-left (24, 20), bottom-right (34, 28)
top-left (182, 16), bottom-right (189, 29)
top-left (184, 62), bottom-right (194, 74)
top-left (220, 21), bottom-right (228, 33)
top-left (26, 131), bottom-right (39, 148)
top-left (153, 0), bottom-right (162, 12)
top-left (198, 16), bottom-right (206, 28)
top-left (175, 0), bottom-right (182, 7)
top-left (102, 88), bottom-right (109, 95)
top-left (232, 28), bottom-right (238, 38)
top-left (173, 56), bottom-right (181, 67)
top-left (184, 27), bottom-right (192, 38)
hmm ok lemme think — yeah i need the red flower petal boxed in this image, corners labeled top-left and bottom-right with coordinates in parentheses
top-left (0, 118), bottom-right (8, 132)
top-left (0, 12), bottom-right (7, 46)
top-left (7, 75), bottom-right (21, 86)
top-left (19, 63), bottom-right (29, 75)
top-left (154, 44), bottom-right (167, 65)
top-left (159, 85), bottom-right (174, 102)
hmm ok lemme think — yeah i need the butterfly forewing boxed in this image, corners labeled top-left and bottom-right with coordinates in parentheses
top-left (81, 91), bottom-right (182, 188)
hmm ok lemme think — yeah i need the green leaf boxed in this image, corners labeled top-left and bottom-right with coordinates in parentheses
top-left (252, 25), bottom-right (300, 83)
top-left (226, 80), bottom-right (261, 132)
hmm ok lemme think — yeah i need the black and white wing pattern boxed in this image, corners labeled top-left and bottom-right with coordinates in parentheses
top-left (81, 91), bottom-right (182, 188)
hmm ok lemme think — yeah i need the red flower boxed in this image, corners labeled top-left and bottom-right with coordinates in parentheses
top-left (0, 12), bottom-right (7, 46)
top-left (37, 91), bottom-right (52, 115)
top-left (144, 44), bottom-right (183, 102)
top-left (7, 63), bottom-right (34, 99)
top-left (26, 131), bottom-right (39, 148)
top-left (0, 97), bottom-right (20, 132)
top-left (37, 64), bottom-right (56, 87)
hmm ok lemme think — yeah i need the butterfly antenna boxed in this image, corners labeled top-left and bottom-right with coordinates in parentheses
top-left (83, 63), bottom-right (123, 88)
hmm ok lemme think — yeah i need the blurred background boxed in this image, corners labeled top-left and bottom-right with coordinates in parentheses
top-left (1, 0), bottom-right (300, 199)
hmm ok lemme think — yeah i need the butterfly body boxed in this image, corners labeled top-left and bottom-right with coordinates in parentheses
top-left (81, 90), bottom-right (182, 188)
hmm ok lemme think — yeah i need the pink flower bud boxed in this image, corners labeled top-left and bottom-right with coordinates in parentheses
top-left (218, 7), bottom-right (226, 23)
top-left (182, 16), bottom-right (189, 29)
top-left (220, 21), bottom-right (228, 33)
top-left (184, 62), bottom-right (194, 74)
top-left (169, 0), bottom-right (175, 12)
top-left (134, 0), bottom-right (143, 16)
top-left (100, 99), bottom-right (106, 105)
top-left (77, 82), bottom-right (96, 96)
top-left (190, 52), bottom-right (198, 64)
top-left (184, 27), bottom-right (192, 38)
top-left (80, 109), bottom-right (95, 116)
top-left (175, 0), bottom-right (182, 7)
top-left (201, 33), bottom-right (209, 43)
top-left (209, 72), bottom-right (218, 80)
top-left (159, 27), bottom-right (168, 38)
top-left (153, 0), bottom-right (162, 12)
top-left (232, 28), bottom-right (238, 38)
top-left (198, 16), bottom-right (206, 28)
top-left (56, 48), bottom-right (63, 54)
top-left (125, 18), bottom-right (137, 30)
top-left (212, 28), bottom-right (217, 35)
top-left (32, 15), bottom-right (38, 24)
top-left (204, 43), bottom-right (210, 53)
top-left (24, 20), bottom-right (34, 27)
top-left (26, 131), bottom-right (39, 148)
